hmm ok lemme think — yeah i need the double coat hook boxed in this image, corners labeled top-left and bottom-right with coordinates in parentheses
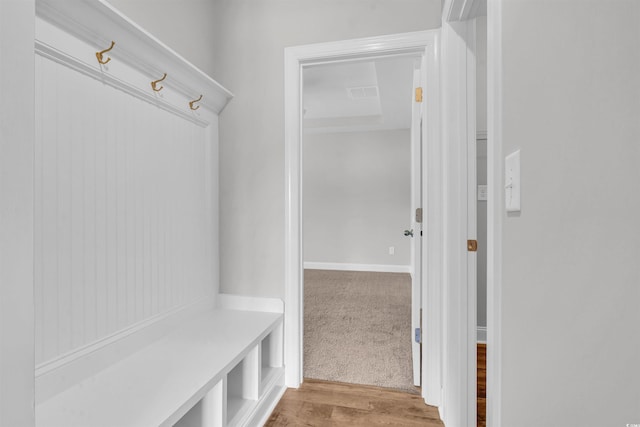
top-left (151, 73), bottom-right (167, 92)
top-left (96, 41), bottom-right (115, 65)
top-left (189, 95), bottom-right (203, 111)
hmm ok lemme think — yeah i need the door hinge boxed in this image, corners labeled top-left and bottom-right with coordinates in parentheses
top-left (416, 309), bottom-right (423, 343)
top-left (415, 208), bottom-right (423, 223)
top-left (467, 239), bottom-right (478, 252)
top-left (415, 87), bottom-right (423, 102)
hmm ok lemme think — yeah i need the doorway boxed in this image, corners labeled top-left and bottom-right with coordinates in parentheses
top-left (283, 30), bottom-right (443, 407)
top-left (301, 55), bottom-right (420, 391)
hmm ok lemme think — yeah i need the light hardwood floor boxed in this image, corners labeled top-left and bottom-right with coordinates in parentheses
top-left (267, 344), bottom-right (487, 426)
top-left (265, 379), bottom-right (443, 426)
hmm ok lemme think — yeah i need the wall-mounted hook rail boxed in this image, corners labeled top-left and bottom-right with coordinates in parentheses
top-left (96, 41), bottom-right (115, 65)
top-left (189, 95), bottom-right (203, 111)
top-left (151, 73), bottom-right (167, 92)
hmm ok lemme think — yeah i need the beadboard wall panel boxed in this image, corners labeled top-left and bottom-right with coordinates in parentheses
top-left (34, 54), bottom-right (216, 367)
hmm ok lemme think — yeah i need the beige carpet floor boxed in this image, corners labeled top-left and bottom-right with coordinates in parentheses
top-left (303, 269), bottom-right (418, 394)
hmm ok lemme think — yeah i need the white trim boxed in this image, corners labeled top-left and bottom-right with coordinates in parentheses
top-left (248, 380), bottom-right (287, 427)
top-left (34, 298), bottom-right (212, 376)
top-left (216, 294), bottom-right (284, 313)
top-left (466, 18), bottom-right (479, 427)
top-left (35, 0), bottom-right (232, 115)
top-left (487, 0), bottom-right (503, 425)
top-left (439, 17), bottom-right (480, 426)
top-left (303, 262), bottom-right (411, 274)
top-left (410, 65), bottom-right (423, 387)
top-left (34, 36), bottom-right (210, 127)
top-left (477, 326), bottom-right (487, 343)
top-left (284, 31), bottom-right (441, 400)
top-left (442, 0), bottom-right (485, 22)
top-left (421, 37), bottom-right (443, 407)
top-left (35, 297), bottom-right (215, 403)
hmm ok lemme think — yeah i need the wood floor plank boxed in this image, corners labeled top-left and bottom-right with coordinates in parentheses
top-left (267, 345), bottom-right (487, 426)
top-left (265, 379), bottom-right (443, 427)
top-left (330, 405), bottom-right (443, 427)
top-left (478, 343), bottom-right (487, 427)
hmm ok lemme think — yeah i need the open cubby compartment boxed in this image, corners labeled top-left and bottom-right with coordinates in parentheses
top-left (259, 322), bottom-right (284, 395)
top-left (173, 399), bottom-right (206, 427)
top-left (226, 347), bottom-right (260, 427)
top-left (173, 380), bottom-right (226, 427)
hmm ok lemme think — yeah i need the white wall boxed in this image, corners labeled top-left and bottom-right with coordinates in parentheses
top-left (303, 130), bottom-right (411, 268)
top-left (107, 0), bottom-right (218, 78)
top-left (0, 0), bottom-right (35, 425)
top-left (107, 0), bottom-right (441, 297)
top-left (212, 0), bottom-right (441, 297)
top-left (494, 1), bottom-right (640, 425)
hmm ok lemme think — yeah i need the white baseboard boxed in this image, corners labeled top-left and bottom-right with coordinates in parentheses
top-left (304, 262), bottom-right (411, 274)
top-left (477, 326), bottom-right (487, 344)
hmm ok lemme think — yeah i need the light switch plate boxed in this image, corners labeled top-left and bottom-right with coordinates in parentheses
top-left (478, 185), bottom-right (488, 201)
top-left (505, 150), bottom-right (521, 212)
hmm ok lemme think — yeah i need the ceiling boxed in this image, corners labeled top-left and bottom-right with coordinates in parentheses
top-left (302, 55), bottom-right (418, 134)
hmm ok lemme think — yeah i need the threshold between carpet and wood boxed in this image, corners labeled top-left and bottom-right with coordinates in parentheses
top-left (266, 269), bottom-right (487, 426)
top-left (266, 345), bottom-right (487, 427)
top-left (302, 269), bottom-right (417, 394)
top-left (264, 379), bottom-right (444, 426)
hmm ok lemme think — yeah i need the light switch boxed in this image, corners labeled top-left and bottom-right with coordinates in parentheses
top-left (505, 150), bottom-right (520, 212)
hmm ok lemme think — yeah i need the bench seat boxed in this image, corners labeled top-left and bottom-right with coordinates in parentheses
top-left (36, 309), bottom-right (284, 427)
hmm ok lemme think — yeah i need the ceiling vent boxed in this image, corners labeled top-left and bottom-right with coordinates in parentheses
top-left (347, 86), bottom-right (379, 100)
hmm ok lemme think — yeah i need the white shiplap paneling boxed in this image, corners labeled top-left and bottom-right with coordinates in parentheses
top-left (34, 54), bottom-right (215, 366)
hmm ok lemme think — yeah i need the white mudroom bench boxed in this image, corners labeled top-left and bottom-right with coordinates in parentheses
top-left (36, 296), bottom-right (285, 427)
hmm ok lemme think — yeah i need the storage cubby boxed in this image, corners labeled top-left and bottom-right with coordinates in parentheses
top-left (168, 321), bottom-right (283, 427)
top-left (173, 400), bottom-right (204, 427)
top-left (226, 346), bottom-right (259, 427)
top-left (226, 362), bottom-right (248, 425)
top-left (172, 379), bottom-right (225, 427)
top-left (259, 325), bottom-right (284, 397)
top-left (260, 333), bottom-right (276, 383)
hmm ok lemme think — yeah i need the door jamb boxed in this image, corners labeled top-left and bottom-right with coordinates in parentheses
top-left (486, 1), bottom-right (503, 425)
top-left (283, 30), bottom-right (442, 407)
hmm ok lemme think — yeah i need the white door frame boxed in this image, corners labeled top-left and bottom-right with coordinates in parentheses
top-left (486, 1), bottom-right (503, 425)
top-left (283, 30), bottom-right (442, 407)
top-left (410, 64), bottom-right (423, 387)
top-left (439, 0), bottom-right (483, 423)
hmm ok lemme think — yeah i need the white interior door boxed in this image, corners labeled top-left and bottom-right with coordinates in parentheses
top-left (410, 65), bottom-right (423, 387)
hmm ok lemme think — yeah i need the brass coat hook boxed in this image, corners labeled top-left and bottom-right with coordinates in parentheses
top-left (151, 73), bottom-right (167, 92)
top-left (189, 95), bottom-right (203, 111)
top-left (96, 41), bottom-right (115, 65)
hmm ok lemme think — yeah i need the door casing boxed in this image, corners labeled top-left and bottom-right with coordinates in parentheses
top-left (283, 29), bottom-right (443, 407)
top-left (410, 64), bottom-right (423, 387)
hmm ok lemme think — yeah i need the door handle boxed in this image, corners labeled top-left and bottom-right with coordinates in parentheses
top-left (404, 229), bottom-right (414, 237)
